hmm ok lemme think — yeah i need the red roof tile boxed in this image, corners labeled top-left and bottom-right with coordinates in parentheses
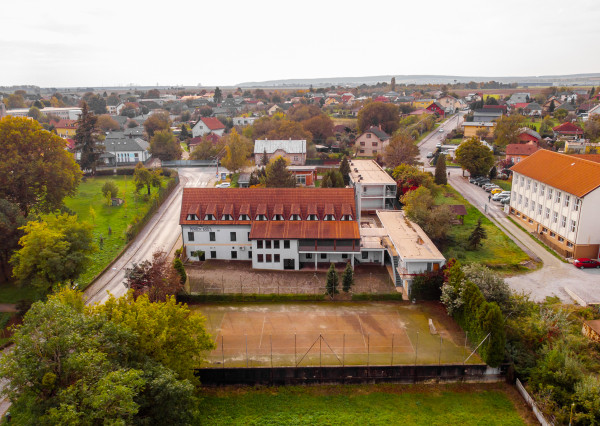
top-left (506, 144), bottom-right (539, 156)
top-left (200, 117), bottom-right (225, 130)
top-left (553, 122), bottom-right (583, 134)
top-left (180, 188), bottom-right (359, 240)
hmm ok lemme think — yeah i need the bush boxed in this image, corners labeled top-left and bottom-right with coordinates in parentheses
top-left (173, 258), bottom-right (187, 284)
top-left (351, 293), bottom-right (403, 301)
top-left (176, 293), bottom-right (326, 303)
top-left (101, 181), bottom-right (119, 199)
top-left (409, 270), bottom-right (444, 301)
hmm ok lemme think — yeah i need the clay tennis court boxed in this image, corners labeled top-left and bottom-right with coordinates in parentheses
top-left (193, 302), bottom-right (482, 367)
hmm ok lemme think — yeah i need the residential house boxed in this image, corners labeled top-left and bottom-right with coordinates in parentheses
top-left (436, 95), bottom-right (460, 114)
top-left (505, 142), bottom-right (539, 164)
top-left (483, 104), bottom-right (508, 114)
top-left (233, 116), bottom-right (258, 127)
top-left (553, 122), bottom-right (584, 139)
top-left (524, 102), bottom-right (543, 117)
top-left (510, 150), bottom-right (600, 258)
top-left (543, 97), bottom-right (563, 114)
top-left (588, 104), bottom-right (600, 118)
top-left (473, 109), bottom-right (503, 122)
top-left (253, 139), bottom-right (307, 166)
top-left (564, 141), bottom-right (600, 154)
top-left (507, 93), bottom-right (531, 105)
top-left (462, 122), bottom-right (495, 138)
top-left (101, 137), bottom-right (151, 166)
top-left (517, 127), bottom-right (542, 144)
top-left (355, 126), bottom-right (390, 157)
top-left (348, 159), bottom-right (397, 214)
top-left (52, 119), bottom-right (78, 139)
top-left (425, 102), bottom-right (445, 116)
top-left (556, 102), bottom-right (576, 114)
top-left (288, 165), bottom-right (317, 186)
top-left (188, 133), bottom-right (222, 152)
top-left (412, 99), bottom-right (435, 109)
top-left (191, 117), bottom-right (225, 138)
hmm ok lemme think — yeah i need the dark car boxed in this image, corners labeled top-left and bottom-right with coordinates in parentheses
top-left (573, 258), bottom-right (600, 269)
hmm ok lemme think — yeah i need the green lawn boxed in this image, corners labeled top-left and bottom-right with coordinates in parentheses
top-left (180, 142), bottom-right (189, 152)
top-left (435, 186), bottom-right (530, 272)
top-left (492, 179), bottom-right (512, 191)
top-left (523, 117), bottom-right (556, 132)
top-left (64, 175), bottom-right (172, 288)
top-left (0, 280), bottom-right (43, 304)
top-left (198, 384), bottom-right (527, 425)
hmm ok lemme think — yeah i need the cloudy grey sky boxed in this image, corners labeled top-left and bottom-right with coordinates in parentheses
top-left (1, 0), bottom-right (599, 87)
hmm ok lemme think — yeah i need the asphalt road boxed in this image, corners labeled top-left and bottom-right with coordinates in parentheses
top-left (84, 167), bottom-right (223, 305)
top-left (417, 118), bottom-right (600, 304)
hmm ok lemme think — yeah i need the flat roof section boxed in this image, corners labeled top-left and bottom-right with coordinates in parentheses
top-left (377, 210), bottom-right (445, 261)
top-left (348, 159), bottom-right (396, 185)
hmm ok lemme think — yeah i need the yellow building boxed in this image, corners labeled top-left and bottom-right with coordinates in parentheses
top-left (52, 119), bottom-right (78, 139)
top-left (462, 122), bottom-right (495, 138)
top-left (412, 99), bottom-right (434, 109)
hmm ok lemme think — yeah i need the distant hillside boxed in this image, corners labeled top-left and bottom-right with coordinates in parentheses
top-left (236, 73), bottom-right (600, 88)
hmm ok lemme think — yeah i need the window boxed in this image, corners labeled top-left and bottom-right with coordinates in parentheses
top-left (372, 142), bottom-right (378, 147)
top-left (550, 231), bottom-right (556, 237)
top-left (230, 232), bottom-right (237, 242)
top-left (360, 142), bottom-right (365, 146)
top-left (204, 214), bottom-right (215, 220)
top-left (247, 232), bottom-right (250, 240)
top-left (545, 208), bottom-right (550, 219)
top-left (306, 253), bottom-right (312, 259)
top-left (274, 240), bottom-right (280, 249)
top-left (570, 220), bottom-right (576, 232)
top-left (366, 133), bottom-right (371, 139)
top-left (284, 240), bottom-right (290, 249)
top-left (266, 240), bottom-right (272, 249)
top-left (547, 188), bottom-right (553, 200)
top-left (221, 214), bottom-right (232, 221)
top-left (294, 156), bottom-right (299, 161)
top-left (540, 185), bottom-right (545, 196)
top-left (296, 175), bottom-right (306, 185)
top-left (526, 179), bottom-right (531, 190)
top-left (561, 215), bottom-right (566, 228)
top-left (209, 232), bottom-right (216, 242)
top-left (575, 198), bottom-right (580, 211)
top-left (542, 227), bottom-right (547, 232)
top-left (274, 254), bottom-right (280, 262)
top-left (257, 240), bottom-right (263, 249)
top-left (537, 204), bottom-right (542, 215)
top-left (266, 254), bottom-right (272, 262)
top-left (272, 214), bottom-right (284, 221)
top-left (555, 191), bottom-right (561, 203)
top-left (533, 182), bottom-right (538, 193)
top-left (239, 214), bottom-right (250, 220)
top-left (519, 176), bottom-right (524, 187)
top-left (211, 251), bottom-right (216, 258)
top-left (255, 214), bottom-right (267, 221)
top-left (307, 214), bottom-right (318, 220)
top-left (290, 214), bottom-right (301, 220)
top-left (342, 254), bottom-right (348, 259)
top-left (558, 236), bottom-right (564, 242)
top-left (257, 254), bottom-right (264, 262)
top-left (231, 251), bottom-right (237, 259)
top-left (567, 241), bottom-right (573, 248)
top-left (186, 214), bottom-right (197, 220)
top-left (248, 251), bottom-right (252, 259)
top-left (359, 149), bottom-right (365, 154)
top-left (362, 251), bottom-right (369, 259)
top-left (187, 232), bottom-right (195, 242)
top-left (518, 194), bottom-right (522, 204)
top-left (553, 211), bottom-right (558, 223)
top-left (324, 214), bottom-right (335, 221)
top-left (524, 198), bottom-right (528, 208)
top-left (372, 150), bottom-right (377, 154)
top-left (320, 253), bottom-right (327, 259)
top-left (564, 195), bottom-right (570, 207)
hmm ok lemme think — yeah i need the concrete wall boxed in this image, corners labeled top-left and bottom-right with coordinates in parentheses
top-left (252, 239), bottom-right (299, 270)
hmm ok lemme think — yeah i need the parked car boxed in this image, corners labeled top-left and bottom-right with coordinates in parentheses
top-left (482, 183), bottom-right (497, 191)
top-left (490, 188), bottom-right (503, 195)
top-left (573, 258), bottom-right (600, 269)
top-left (500, 197), bottom-right (511, 204)
top-left (477, 180), bottom-right (491, 187)
top-left (436, 143), bottom-right (442, 149)
top-left (438, 128), bottom-right (444, 133)
top-left (426, 152), bottom-right (433, 158)
top-left (216, 182), bottom-right (231, 188)
top-left (492, 191), bottom-right (511, 201)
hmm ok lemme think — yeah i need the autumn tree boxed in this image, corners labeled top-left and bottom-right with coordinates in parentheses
top-left (287, 104), bottom-right (322, 122)
top-left (150, 129), bottom-right (182, 161)
top-left (384, 131), bottom-right (419, 167)
top-left (391, 164), bottom-right (436, 196)
top-left (10, 213), bottom-right (95, 291)
top-left (74, 101), bottom-right (105, 175)
top-left (455, 137), bottom-right (495, 177)
top-left (0, 199), bottom-right (27, 281)
top-left (101, 180), bottom-right (119, 201)
top-left (357, 102), bottom-right (400, 134)
top-left (143, 111), bottom-right (171, 138)
top-left (133, 163), bottom-right (162, 195)
top-left (124, 250), bottom-right (182, 302)
top-left (220, 129), bottom-right (252, 173)
top-left (83, 93), bottom-right (107, 114)
top-left (97, 114), bottom-right (121, 131)
top-left (0, 116), bottom-right (82, 215)
top-left (494, 115), bottom-right (525, 146)
top-left (264, 156), bottom-right (296, 188)
top-left (4, 93), bottom-right (26, 108)
top-left (189, 136), bottom-right (225, 160)
top-left (401, 187), bottom-right (453, 241)
top-left (434, 153), bottom-right (447, 185)
top-left (302, 114), bottom-right (334, 143)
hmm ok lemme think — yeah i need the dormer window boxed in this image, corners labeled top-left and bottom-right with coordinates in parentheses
top-left (204, 214), bottom-right (215, 220)
top-left (272, 214), bottom-right (284, 221)
top-left (221, 214), bottom-right (232, 221)
top-left (324, 214), bottom-right (335, 221)
top-left (255, 214), bottom-right (267, 221)
top-left (289, 214), bottom-right (301, 221)
top-left (307, 214), bottom-right (318, 221)
top-left (239, 214), bottom-right (250, 221)
top-left (186, 214), bottom-right (198, 220)
top-left (341, 214), bottom-right (353, 221)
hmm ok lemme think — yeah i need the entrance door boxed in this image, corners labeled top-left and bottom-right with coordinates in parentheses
top-left (283, 259), bottom-right (295, 270)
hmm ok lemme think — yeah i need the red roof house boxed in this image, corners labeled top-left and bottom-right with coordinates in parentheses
top-left (426, 102), bottom-right (445, 116)
top-left (191, 117), bottom-right (226, 138)
top-left (553, 122), bottom-right (584, 137)
top-left (505, 142), bottom-right (539, 164)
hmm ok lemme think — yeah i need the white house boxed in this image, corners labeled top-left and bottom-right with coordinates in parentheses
top-left (102, 137), bottom-right (151, 166)
top-left (6, 107), bottom-right (82, 120)
top-left (191, 117), bottom-right (226, 138)
top-left (254, 139), bottom-right (307, 166)
top-left (233, 116), bottom-right (258, 127)
top-left (107, 103), bottom-right (125, 116)
top-left (510, 150), bottom-right (600, 259)
top-left (348, 160), bottom-right (397, 215)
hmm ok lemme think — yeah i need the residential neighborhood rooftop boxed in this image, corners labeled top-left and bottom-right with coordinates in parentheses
top-left (348, 159), bottom-right (396, 185)
top-left (253, 139), bottom-right (306, 154)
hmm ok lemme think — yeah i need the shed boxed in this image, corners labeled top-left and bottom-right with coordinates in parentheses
top-left (449, 204), bottom-right (468, 224)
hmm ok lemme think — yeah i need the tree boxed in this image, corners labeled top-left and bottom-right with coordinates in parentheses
top-left (101, 180), bottom-right (119, 202)
top-left (84, 94), bottom-right (107, 114)
top-left (0, 199), bottom-right (27, 281)
top-left (143, 111), bottom-right (171, 138)
top-left (213, 87), bottom-right (223, 104)
top-left (357, 102), bottom-right (400, 134)
top-left (27, 106), bottom-right (43, 121)
top-left (494, 115), bottom-right (525, 146)
top-left (462, 263), bottom-right (511, 312)
top-left (468, 217), bottom-right (487, 250)
top-left (455, 137), bottom-right (495, 177)
top-left (4, 93), bottom-right (26, 108)
top-left (144, 89), bottom-right (160, 99)
top-left (97, 114), bottom-right (121, 131)
top-left (0, 116), bottom-right (82, 215)
top-left (133, 163), bottom-right (162, 195)
top-left (173, 257), bottom-right (187, 284)
top-left (341, 262), bottom-right (353, 293)
top-left (150, 129), bottom-right (182, 161)
top-left (220, 129), bottom-right (252, 173)
top-left (384, 131), bottom-right (419, 167)
top-left (287, 104), bottom-right (322, 122)
top-left (434, 153), bottom-right (447, 185)
top-left (584, 115), bottom-right (600, 141)
top-left (391, 164), bottom-right (436, 196)
top-left (321, 169), bottom-right (344, 188)
top-left (549, 100), bottom-right (556, 113)
top-left (325, 263), bottom-right (339, 297)
top-left (401, 187), bottom-right (453, 241)
top-left (179, 123), bottom-right (190, 141)
top-left (264, 156), bottom-right (296, 188)
top-left (302, 114), bottom-right (334, 142)
top-left (339, 156), bottom-right (351, 185)
top-left (74, 102), bottom-right (105, 175)
top-left (10, 213), bottom-right (95, 291)
top-left (124, 250), bottom-right (183, 302)
top-left (554, 108), bottom-right (568, 121)
top-left (489, 165), bottom-right (497, 180)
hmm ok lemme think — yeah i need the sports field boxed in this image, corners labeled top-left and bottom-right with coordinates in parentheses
top-left (193, 302), bottom-right (482, 367)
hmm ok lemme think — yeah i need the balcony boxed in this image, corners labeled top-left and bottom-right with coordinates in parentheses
top-left (298, 239), bottom-right (359, 252)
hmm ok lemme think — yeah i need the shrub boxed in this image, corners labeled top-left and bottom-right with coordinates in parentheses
top-left (101, 180), bottom-right (119, 199)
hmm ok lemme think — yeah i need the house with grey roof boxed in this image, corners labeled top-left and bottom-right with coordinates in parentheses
top-left (507, 92), bottom-right (531, 105)
top-left (473, 109), bottom-right (503, 123)
top-left (254, 139), bottom-right (307, 166)
top-left (102, 137), bottom-right (151, 166)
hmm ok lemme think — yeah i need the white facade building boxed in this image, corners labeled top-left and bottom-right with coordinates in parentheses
top-left (6, 107), bottom-right (82, 120)
top-left (348, 160), bottom-right (397, 216)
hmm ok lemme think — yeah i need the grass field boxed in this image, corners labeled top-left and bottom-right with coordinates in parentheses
top-left (435, 186), bottom-right (530, 272)
top-left (198, 383), bottom-right (532, 425)
top-left (0, 280), bottom-right (43, 304)
top-left (192, 301), bottom-right (481, 367)
top-left (492, 178), bottom-right (512, 191)
top-left (64, 175), bottom-right (172, 287)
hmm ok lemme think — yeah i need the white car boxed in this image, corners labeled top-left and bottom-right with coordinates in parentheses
top-left (438, 128), bottom-right (444, 133)
top-left (216, 182), bottom-right (231, 188)
top-left (426, 152), bottom-right (433, 158)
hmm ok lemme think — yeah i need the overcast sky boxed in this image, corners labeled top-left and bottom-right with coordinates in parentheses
top-left (1, 0), bottom-right (599, 87)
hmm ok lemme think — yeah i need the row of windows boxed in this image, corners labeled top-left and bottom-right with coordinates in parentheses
top-left (517, 175), bottom-right (580, 211)
top-left (186, 214), bottom-right (353, 221)
top-left (359, 142), bottom-right (380, 147)
top-left (513, 210), bottom-right (574, 247)
top-left (359, 149), bottom-right (377, 154)
top-left (516, 196), bottom-right (578, 231)
top-left (256, 240), bottom-right (291, 249)
top-left (188, 231), bottom-right (250, 242)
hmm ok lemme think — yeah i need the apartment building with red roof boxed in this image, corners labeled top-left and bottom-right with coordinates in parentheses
top-left (510, 150), bottom-right (600, 258)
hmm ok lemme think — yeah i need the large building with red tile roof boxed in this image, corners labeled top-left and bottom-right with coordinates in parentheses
top-left (510, 150), bottom-right (600, 258)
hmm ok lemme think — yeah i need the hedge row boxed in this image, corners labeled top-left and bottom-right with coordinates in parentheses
top-left (177, 293), bottom-right (326, 304)
top-left (351, 293), bottom-right (403, 301)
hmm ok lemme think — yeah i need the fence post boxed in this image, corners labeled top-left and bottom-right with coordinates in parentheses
top-left (221, 335), bottom-right (224, 367)
top-left (342, 334), bottom-right (345, 367)
top-left (319, 334), bottom-right (322, 368)
top-left (245, 334), bottom-right (248, 368)
top-left (294, 333), bottom-right (297, 366)
top-left (391, 333), bottom-right (394, 366)
top-left (414, 331), bottom-right (419, 365)
top-left (439, 336), bottom-right (442, 366)
top-left (367, 333), bottom-right (370, 368)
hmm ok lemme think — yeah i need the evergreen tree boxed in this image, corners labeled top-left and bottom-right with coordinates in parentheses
top-left (468, 218), bottom-right (487, 250)
top-left (321, 175), bottom-right (332, 188)
top-left (325, 263), bottom-right (339, 297)
top-left (489, 165), bottom-right (497, 180)
top-left (264, 156), bottom-right (296, 188)
top-left (261, 148), bottom-right (269, 167)
top-left (74, 102), bottom-right (104, 175)
top-left (339, 156), bottom-right (351, 185)
top-left (342, 262), bottom-right (354, 293)
top-left (322, 169), bottom-right (344, 188)
top-left (549, 100), bottom-right (555, 113)
top-left (179, 124), bottom-right (189, 141)
top-left (434, 153), bottom-right (447, 185)
top-left (213, 87), bottom-right (223, 104)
